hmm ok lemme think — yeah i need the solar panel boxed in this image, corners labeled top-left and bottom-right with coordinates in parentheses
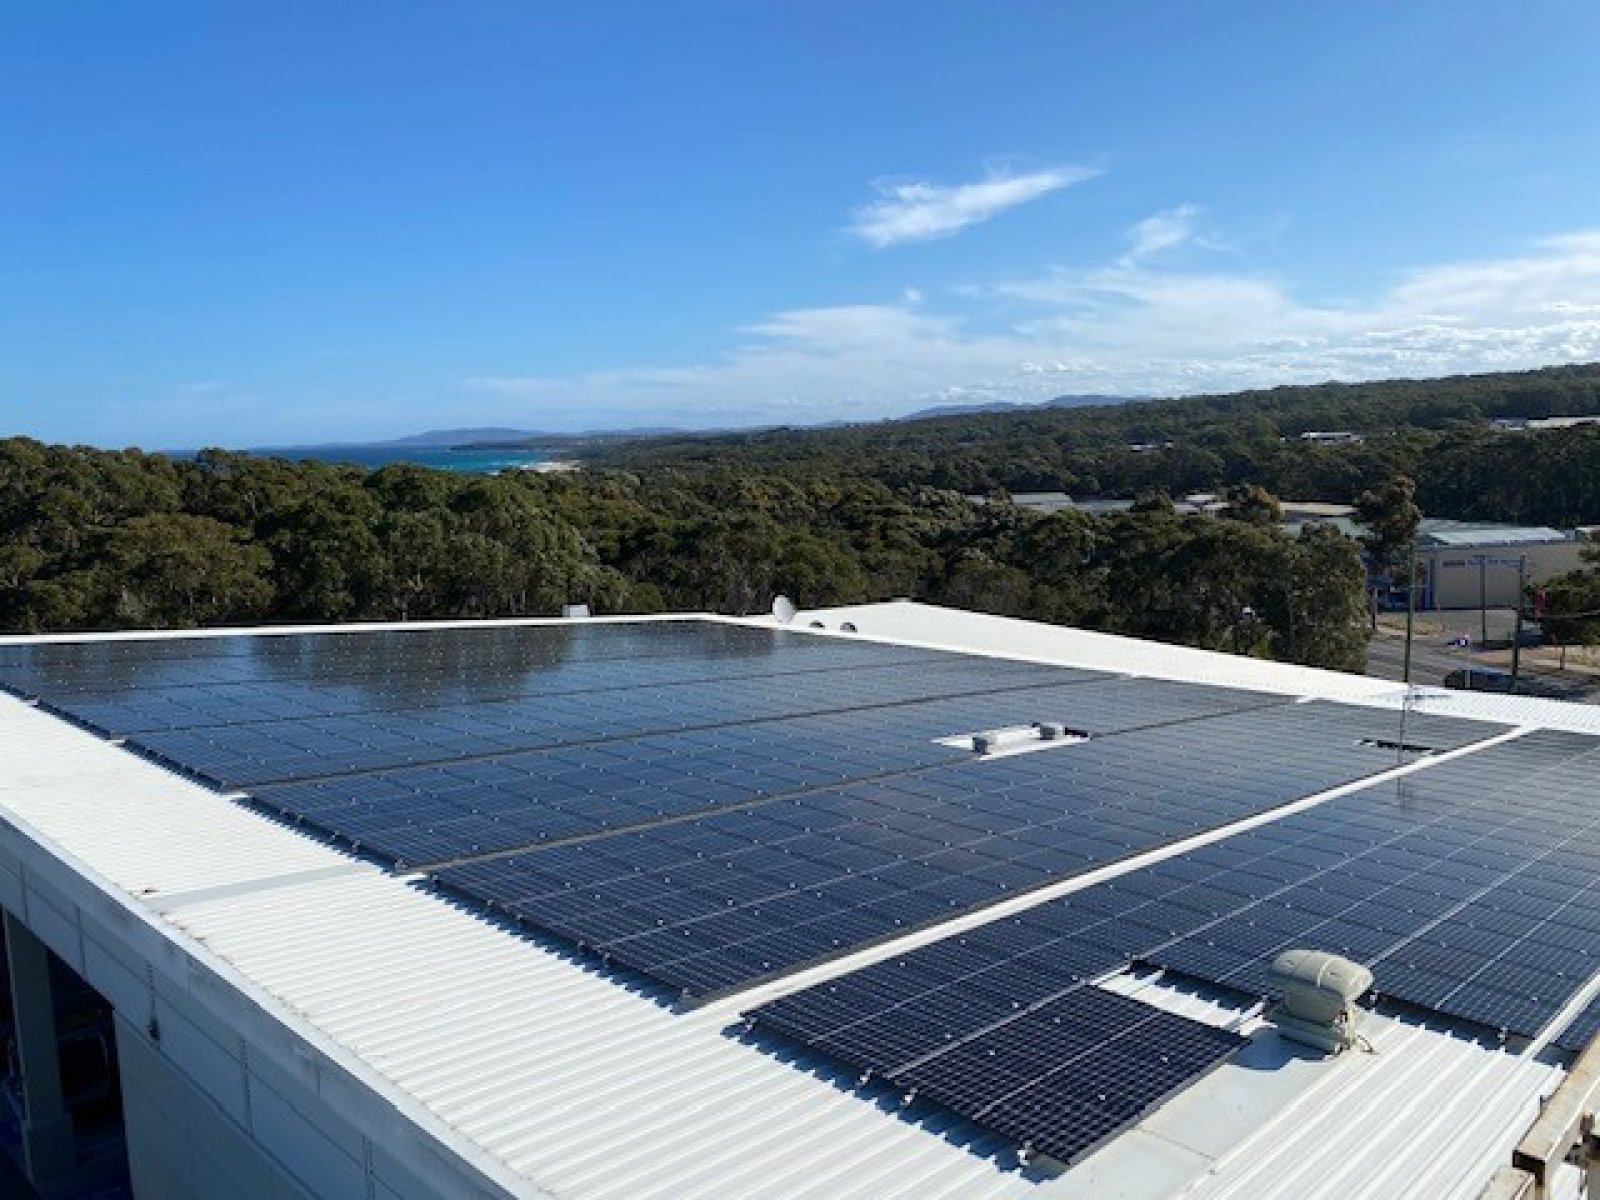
top-left (0, 622), bottom-right (805, 699)
top-left (755, 978), bottom-right (1242, 1166)
top-left (84, 655), bottom-right (1095, 784)
top-left (0, 621), bottom-right (1265, 843)
top-left (1551, 992), bottom-right (1600, 1055)
top-left (1108, 730), bottom-right (1600, 1037)
top-left (7, 619), bottom-right (1539, 1043)
top-left (741, 727), bottom-right (1600, 1170)
top-left (432, 701), bottom-right (1493, 997)
top-left (231, 672), bottom-right (1295, 865)
top-left (5, 619), bottom-right (1338, 873)
top-left (13, 617), bottom-right (1561, 1167)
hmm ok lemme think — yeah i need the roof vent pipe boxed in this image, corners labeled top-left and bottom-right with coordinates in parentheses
top-left (1266, 948), bottom-right (1374, 1054)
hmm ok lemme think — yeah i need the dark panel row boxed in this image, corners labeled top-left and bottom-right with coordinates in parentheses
top-left (893, 987), bottom-right (1244, 1165)
top-left (743, 728), bottom-right (1599, 1166)
top-left (0, 621), bottom-right (897, 698)
top-left (37, 641), bottom-right (956, 734)
top-left (69, 655), bottom-right (1096, 786)
top-left (242, 675), bottom-right (1294, 866)
top-left (432, 701), bottom-right (1488, 996)
top-left (250, 709), bottom-right (971, 867)
top-left (757, 979), bottom-right (1242, 1167)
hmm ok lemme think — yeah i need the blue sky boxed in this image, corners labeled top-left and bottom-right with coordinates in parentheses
top-left (5, 2), bottom-right (1600, 448)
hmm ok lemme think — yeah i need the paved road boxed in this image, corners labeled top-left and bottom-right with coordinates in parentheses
top-left (1364, 635), bottom-right (1475, 687)
top-left (1365, 632), bottom-right (1600, 701)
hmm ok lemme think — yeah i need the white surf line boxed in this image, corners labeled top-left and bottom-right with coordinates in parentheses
top-left (702, 724), bottom-right (1535, 1020)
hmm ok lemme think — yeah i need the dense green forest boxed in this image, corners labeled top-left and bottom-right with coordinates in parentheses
top-left (582, 363), bottom-right (1600, 527)
top-left (0, 438), bottom-right (1369, 670)
top-left (14, 362), bottom-right (1600, 669)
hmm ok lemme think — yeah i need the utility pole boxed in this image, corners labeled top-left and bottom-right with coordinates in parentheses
top-left (1510, 555), bottom-right (1527, 688)
top-left (1479, 556), bottom-right (1489, 647)
top-left (1402, 544), bottom-right (1418, 684)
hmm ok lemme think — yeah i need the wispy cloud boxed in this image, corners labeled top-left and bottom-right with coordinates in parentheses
top-left (463, 228), bottom-right (1600, 429)
top-left (1120, 204), bottom-right (1200, 265)
top-left (848, 165), bottom-right (1098, 248)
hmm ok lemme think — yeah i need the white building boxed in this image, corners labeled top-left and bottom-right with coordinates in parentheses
top-left (1, 603), bottom-right (1598, 1200)
top-left (1415, 521), bottom-right (1588, 610)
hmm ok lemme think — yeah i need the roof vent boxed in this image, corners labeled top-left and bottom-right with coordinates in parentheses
top-left (967, 722), bottom-right (1091, 755)
top-left (1266, 948), bottom-right (1373, 1054)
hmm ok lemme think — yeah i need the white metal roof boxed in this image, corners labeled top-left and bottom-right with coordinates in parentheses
top-left (776, 600), bottom-right (1401, 703)
top-left (1, 605), bottom-right (1593, 1199)
top-left (783, 600), bottom-right (1600, 736)
top-left (1419, 519), bottom-right (1574, 547)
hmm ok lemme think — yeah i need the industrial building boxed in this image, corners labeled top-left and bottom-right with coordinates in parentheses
top-left (1412, 521), bottom-right (1588, 610)
top-left (2, 602), bottom-right (1600, 1200)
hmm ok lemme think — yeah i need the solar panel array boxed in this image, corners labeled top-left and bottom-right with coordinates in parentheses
top-left (855, 983), bottom-right (1242, 1166)
top-left (0, 622), bottom-right (824, 703)
top-left (46, 654), bottom-right (1083, 788)
top-left (10, 617), bottom-right (1567, 1173)
top-left (0, 623), bottom-right (1132, 864)
top-left (236, 676), bottom-right (1292, 865)
top-left (1143, 729), bottom-right (1600, 1036)
top-left (750, 928), bottom-right (1244, 1165)
top-left (752, 723), bottom-right (1600, 1143)
top-left (433, 702), bottom-right (1487, 997)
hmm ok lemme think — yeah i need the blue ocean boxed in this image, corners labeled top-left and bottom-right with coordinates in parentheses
top-left (257, 444), bottom-right (553, 474)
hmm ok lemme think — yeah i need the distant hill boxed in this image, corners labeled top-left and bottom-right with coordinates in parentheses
top-left (898, 394), bottom-right (1140, 421)
top-left (251, 425), bottom-right (699, 459)
top-left (381, 427), bottom-right (542, 447)
top-left (250, 401), bottom-right (1144, 458)
top-left (577, 362), bottom-right (1600, 527)
top-left (252, 427), bottom-right (543, 456)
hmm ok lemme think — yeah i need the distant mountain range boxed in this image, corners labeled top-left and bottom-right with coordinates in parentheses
top-left (377, 427), bottom-right (546, 447)
top-left (249, 425), bottom-right (671, 458)
top-left (250, 394), bottom-right (1143, 459)
top-left (898, 394), bottom-right (1143, 421)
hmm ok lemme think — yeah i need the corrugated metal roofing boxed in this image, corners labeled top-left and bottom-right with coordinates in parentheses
top-left (1, 607), bottom-right (1592, 1199)
top-left (1066, 973), bottom-right (1574, 1200)
top-left (1419, 519), bottom-right (1573, 547)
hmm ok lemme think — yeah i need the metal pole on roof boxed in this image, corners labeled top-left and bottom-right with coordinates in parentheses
top-left (1396, 684), bottom-right (1414, 767)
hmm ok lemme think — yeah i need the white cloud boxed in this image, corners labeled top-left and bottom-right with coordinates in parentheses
top-left (462, 227), bottom-right (1600, 429)
top-left (847, 166), bottom-right (1098, 248)
top-left (1120, 204), bottom-right (1200, 265)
